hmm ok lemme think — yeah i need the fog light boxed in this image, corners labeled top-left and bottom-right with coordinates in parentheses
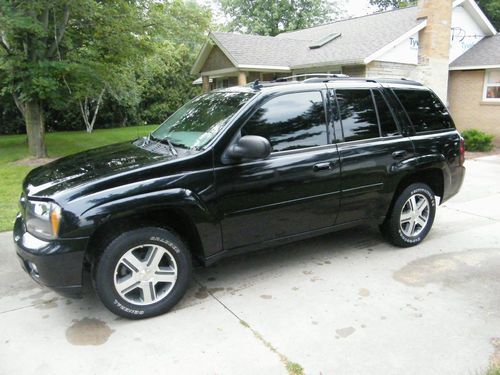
top-left (27, 261), bottom-right (39, 277)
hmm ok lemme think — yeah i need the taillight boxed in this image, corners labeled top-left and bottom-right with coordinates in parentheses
top-left (459, 137), bottom-right (465, 166)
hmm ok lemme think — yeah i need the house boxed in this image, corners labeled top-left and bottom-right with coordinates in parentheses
top-left (449, 34), bottom-right (500, 142)
top-left (191, 0), bottom-right (499, 144)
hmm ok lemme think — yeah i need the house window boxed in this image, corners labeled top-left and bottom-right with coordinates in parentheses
top-left (484, 70), bottom-right (500, 100)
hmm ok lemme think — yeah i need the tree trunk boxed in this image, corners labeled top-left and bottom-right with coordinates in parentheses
top-left (79, 89), bottom-right (105, 133)
top-left (24, 100), bottom-right (48, 158)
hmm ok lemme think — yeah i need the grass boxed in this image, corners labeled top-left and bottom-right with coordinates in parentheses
top-left (0, 125), bottom-right (156, 232)
top-left (485, 366), bottom-right (500, 375)
top-left (239, 319), bottom-right (304, 375)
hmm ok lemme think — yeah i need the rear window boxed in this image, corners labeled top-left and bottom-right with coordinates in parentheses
top-left (394, 89), bottom-right (454, 133)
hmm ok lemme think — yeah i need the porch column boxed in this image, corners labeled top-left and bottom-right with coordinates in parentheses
top-left (238, 71), bottom-right (247, 86)
top-left (202, 75), bottom-right (210, 92)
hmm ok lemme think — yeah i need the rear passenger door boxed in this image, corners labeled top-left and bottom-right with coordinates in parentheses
top-left (328, 84), bottom-right (415, 224)
top-left (391, 87), bottom-right (458, 158)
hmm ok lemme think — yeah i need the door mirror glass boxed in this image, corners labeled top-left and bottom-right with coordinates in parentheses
top-left (227, 135), bottom-right (271, 160)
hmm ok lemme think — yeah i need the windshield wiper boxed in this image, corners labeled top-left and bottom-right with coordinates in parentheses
top-left (149, 133), bottom-right (178, 156)
top-left (164, 137), bottom-right (178, 156)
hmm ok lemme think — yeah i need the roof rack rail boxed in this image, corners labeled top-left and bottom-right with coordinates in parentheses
top-left (272, 73), bottom-right (350, 83)
top-left (247, 79), bottom-right (263, 90)
top-left (370, 77), bottom-right (423, 86)
top-left (247, 75), bottom-right (423, 89)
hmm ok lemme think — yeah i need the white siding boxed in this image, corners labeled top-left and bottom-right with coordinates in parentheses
top-left (374, 5), bottom-right (486, 66)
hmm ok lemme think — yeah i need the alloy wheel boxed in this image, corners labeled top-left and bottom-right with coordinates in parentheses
top-left (114, 244), bottom-right (178, 306)
top-left (399, 193), bottom-right (430, 237)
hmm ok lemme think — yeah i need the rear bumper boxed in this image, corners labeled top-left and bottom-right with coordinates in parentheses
top-left (442, 165), bottom-right (465, 203)
top-left (13, 215), bottom-right (88, 298)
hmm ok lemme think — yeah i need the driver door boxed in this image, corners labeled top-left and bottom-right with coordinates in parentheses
top-left (214, 90), bottom-right (341, 250)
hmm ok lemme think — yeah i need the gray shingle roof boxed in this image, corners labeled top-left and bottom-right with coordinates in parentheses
top-left (450, 33), bottom-right (500, 68)
top-left (211, 6), bottom-right (422, 69)
top-left (212, 33), bottom-right (308, 67)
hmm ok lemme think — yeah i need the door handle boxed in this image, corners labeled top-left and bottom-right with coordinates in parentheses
top-left (313, 162), bottom-right (334, 172)
top-left (392, 150), bottom-right (408, 159)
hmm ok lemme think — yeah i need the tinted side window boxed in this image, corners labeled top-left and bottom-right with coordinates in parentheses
top-left (242, 91), bottom-right (327, 152)
top-left (336, 89), bottom-right (380, 142)
top-left (373, 90), bottom-right (399, 137)
top-left (394, 89), bottom-right (454, 132)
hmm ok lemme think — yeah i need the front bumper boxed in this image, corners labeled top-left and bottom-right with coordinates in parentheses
top-left (13, 215), bottom-right (88, 298)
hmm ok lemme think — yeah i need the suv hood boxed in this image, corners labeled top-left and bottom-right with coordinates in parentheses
top-left (24, 141), bottom-right (175, 197)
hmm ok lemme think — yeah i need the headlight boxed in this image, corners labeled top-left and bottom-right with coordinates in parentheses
top-left (25, 200), bottom-right (62, 240)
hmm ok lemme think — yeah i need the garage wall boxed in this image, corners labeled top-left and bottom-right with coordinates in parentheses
top-left (448, 70), bottom-right (500, 146)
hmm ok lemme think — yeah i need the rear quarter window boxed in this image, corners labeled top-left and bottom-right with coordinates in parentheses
top-left (393, 89), bottom-right (454, 133)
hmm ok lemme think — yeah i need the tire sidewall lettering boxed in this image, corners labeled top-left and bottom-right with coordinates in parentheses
top-left (113, 299), bottom-right (145, 315)
top-left (150, 236), bottom-right (181, 254)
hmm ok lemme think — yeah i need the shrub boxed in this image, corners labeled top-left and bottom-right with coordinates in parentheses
top-left (462, 129), bottom-right (494, 152)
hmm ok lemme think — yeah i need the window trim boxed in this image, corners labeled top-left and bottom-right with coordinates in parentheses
top-left (238, 89), bottom-right (330, 154)
top-left (483, 69), bottom-right (500, 102)
top-left (373, 89), bottom-right (403, 137)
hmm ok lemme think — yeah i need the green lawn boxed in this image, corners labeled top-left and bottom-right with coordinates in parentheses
top-left (0, 125), bottom-right (157, 232)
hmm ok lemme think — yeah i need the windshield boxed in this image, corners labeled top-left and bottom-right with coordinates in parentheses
top-left (151, 91), bottom-right (256, 150)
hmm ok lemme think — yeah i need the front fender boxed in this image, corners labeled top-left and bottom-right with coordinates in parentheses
top-left (77, 188), bottom-right (214, 235)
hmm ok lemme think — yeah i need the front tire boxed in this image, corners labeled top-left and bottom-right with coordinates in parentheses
top-left (94, 227), bottom-right (191, 319)
top-left (381, 183), bottom-right (436, 247)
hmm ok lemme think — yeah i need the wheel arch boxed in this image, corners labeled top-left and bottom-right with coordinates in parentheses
top-left (383, 167), bottom-right (444, 223)
top-left (83, 189), bottom-right (219, 268)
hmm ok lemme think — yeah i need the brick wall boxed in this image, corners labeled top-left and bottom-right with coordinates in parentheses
top-left (448, 70), bottom-right (500, 146)
top-left (416, 0), bottom-right (453, 103)
top-left (342, 65), bottom-right (366, 77)
top-left (366, 61), bottom-right (418, 79)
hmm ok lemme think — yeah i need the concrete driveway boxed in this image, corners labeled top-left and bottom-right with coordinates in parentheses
top-left (1, 156), bottom-right (499, 375)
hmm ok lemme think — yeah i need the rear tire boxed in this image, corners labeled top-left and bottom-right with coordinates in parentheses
top-left (94, 227), bottom-right (191, 319)
top-left (381, 183), bottom-right (436, 247)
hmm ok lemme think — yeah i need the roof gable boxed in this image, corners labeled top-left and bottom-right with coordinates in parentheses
top-left (450, 33), bottom-right (500, 69)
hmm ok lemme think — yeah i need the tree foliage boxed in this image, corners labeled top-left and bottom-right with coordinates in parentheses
top-left (368, 0), bottom-right (416, 10)
top-left (217, 0), bottom-right (341, 36)
top-left (476, 0), bottom-right (500, 29)
top-left (0, 0), bottom-right (211, 156)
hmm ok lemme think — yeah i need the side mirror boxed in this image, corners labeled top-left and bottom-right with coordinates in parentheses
top-left (227, 135), bottom-right (271, 160)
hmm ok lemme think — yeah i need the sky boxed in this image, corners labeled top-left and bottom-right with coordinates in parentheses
top-left (343, 0), bottom-right (378, 17)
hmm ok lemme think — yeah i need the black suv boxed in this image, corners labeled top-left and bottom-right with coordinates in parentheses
top-left (14, 76), bottom-right (465, 319)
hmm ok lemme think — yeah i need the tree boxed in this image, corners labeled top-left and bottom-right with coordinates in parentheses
top-left (476, 0), bottom-right (500, 29)
top-left (0, 0), bottom-right (152, 157)
top-left (135, 1), bottom-right (211, 124)
top-left (369, 0), bottom-right (416, 10)
top-left (217, 0), bottom-right (341, 36)
top-left (0, 0), bottom-right (213, 143)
